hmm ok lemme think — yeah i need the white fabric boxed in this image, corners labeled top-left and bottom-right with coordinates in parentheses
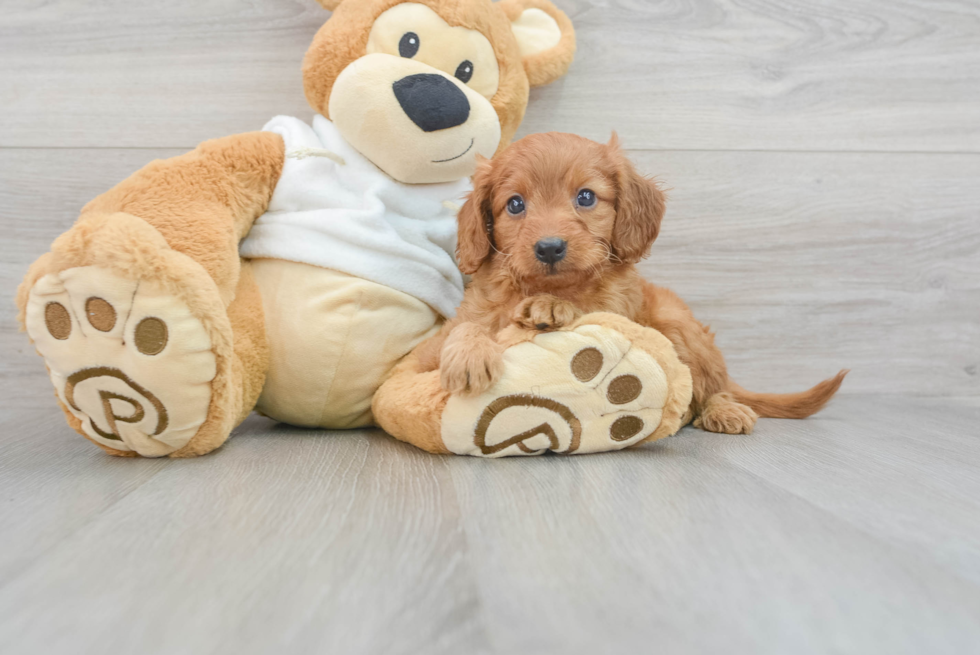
top-left (239, 115), bottom-right (470, 317)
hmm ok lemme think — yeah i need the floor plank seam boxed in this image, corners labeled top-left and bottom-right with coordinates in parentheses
top-left (704, 446), bottom-right (980, 592)
top-left (439, 456), bottom-right (497, 654)
top-left (0, 461), bottom-right (168, 590)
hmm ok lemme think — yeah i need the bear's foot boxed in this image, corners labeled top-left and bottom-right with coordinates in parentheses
top-left (440, 314), bottom-right (693, 457)
top-left (25, 266), bottom-right (218, 457)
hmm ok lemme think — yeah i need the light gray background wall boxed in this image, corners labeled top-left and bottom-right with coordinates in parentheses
top-left (2, 0), bottom-right (978, 401)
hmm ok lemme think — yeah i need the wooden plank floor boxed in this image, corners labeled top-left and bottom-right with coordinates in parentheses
top-left (1, 1), bottom-right (978, 652)
top-left (1, 396), bottom-right (979, 654)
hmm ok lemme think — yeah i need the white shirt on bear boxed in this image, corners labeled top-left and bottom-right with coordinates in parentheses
top-left (240, 114), bottom-right (470, 318)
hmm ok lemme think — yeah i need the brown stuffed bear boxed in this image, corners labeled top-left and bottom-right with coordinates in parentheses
top-left (18, 0), bottom-right (696, 459)
top-left (17, 0), bottom-right (582, 457)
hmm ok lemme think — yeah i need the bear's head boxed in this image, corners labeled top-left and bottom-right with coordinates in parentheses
top-left (302, 0), bottom-right (575, 184)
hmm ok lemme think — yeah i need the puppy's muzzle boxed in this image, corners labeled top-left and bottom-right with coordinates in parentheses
top-left (393, 74), bottom-right (470, 132)
top-left (535, 238), bottom-right (568, 265)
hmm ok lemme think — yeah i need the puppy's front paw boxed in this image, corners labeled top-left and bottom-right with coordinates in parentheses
top-left (513, 295), bottom-right (581, 332)
top-left (440, 323), bottom-right (504, 395)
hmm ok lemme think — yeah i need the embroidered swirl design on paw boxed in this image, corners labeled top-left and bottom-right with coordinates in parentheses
top-left (473, 394), bottom-right (582, 455)
top-left (469, 344), bottom-right (651, 454)
top-left (63, 367), bottom-right (169, 442)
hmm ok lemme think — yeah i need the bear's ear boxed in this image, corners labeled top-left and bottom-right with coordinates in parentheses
top-left (313, 0), bottom-right (343, 10)
top-left (498, 0), bottom-right (576, 87)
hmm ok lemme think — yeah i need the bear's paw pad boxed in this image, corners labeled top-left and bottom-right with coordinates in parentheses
top-left (441, 324), bottom-right (672, 457)
top-left (25, 266), bottom-right (216, 457)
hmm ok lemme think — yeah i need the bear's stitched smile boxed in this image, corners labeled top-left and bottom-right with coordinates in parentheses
top-left (432, 138), bottom-right (474, 163)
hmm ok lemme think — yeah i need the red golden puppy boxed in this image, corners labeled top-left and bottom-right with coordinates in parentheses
top-left (417, 132), bottom-right (846, 434)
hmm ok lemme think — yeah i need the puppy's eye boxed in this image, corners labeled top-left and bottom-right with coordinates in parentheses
top-left (576, 189), bottom-right (597, 208)
top-left (399, 32), bottom-right (420, 58)
top-left (455, 60), bottom-right (474, 83)
top-left (506, 195), bottom-right (526, 216)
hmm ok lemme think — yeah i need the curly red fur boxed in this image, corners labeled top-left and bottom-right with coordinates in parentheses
top-left (417, 132), bottom-right (846, 433)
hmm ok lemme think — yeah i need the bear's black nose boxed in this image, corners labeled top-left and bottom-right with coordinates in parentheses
top-left (535, 238), bottom-right (568, 265)
top-left (393, 74), bottom-right (470, 132)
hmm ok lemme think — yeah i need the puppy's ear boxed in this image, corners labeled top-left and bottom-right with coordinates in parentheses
top-left (499, 0), bottom-right (576, 87)
top-left (456, 156), bottom-right (496, 275)
top-left (313, 0), bottom-right (343, 10)
top-left (608, 134), bottom-right (666, 264)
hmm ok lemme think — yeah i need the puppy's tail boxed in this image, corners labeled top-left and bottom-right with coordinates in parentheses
top-left (728, 370), bottom-right (849, 419)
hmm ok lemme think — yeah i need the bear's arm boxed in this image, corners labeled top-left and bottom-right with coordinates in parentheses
top-left (77, 131), bottom-right (285, 301)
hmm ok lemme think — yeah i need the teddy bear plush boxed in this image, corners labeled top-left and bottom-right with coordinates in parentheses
top-left (18, 0), bottom-right (693, 458)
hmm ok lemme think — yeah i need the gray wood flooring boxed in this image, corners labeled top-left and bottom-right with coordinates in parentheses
top-left (1, 1), bottom-right (978, 653)
top-left (2, 397), bottom-right (979, 654)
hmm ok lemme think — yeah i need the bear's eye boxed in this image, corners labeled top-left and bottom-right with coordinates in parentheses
top-left (399, 32), bottom-right (420, 58)
top-left (506, 195), bottom-right (525, 216)
top-left (576, 189), bottom-right (597, 208)
top-left (455, 60), bottom-right (474, 84)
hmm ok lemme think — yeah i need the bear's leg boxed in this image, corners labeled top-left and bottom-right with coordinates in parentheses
top-left (373, 313), bottom-right (694, 457)
top-left (372, 353), bottom-right (453, 455)
top-left (17, 133), bottom-right (283, 457)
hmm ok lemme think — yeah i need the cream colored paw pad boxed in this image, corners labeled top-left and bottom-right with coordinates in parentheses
top-left (441, 324), bottom-right (671, 457)
top-left (25, 266), bottom-right (216, 457)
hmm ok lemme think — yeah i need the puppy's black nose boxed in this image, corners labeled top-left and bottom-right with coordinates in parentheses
top-left (535, 238), bottom-right (567, 265)
top-left (392, 74), bottom-right (470, 132)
